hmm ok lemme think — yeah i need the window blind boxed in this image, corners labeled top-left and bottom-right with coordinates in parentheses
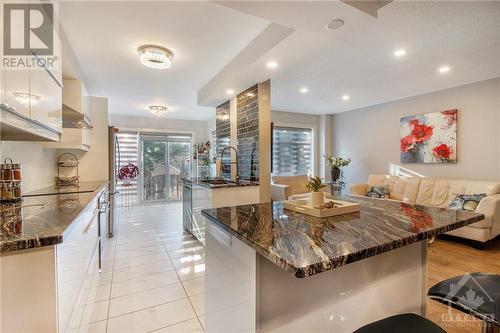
top-left (272, 126), bottom-right (313, 176)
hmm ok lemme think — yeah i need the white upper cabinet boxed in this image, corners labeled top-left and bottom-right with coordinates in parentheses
top-left (30, 66), bottom-right (63, 133)
top-left (3, 70), bottom-right (31, 118)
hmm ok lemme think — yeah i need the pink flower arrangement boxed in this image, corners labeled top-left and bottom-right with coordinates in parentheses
top-left (118, 163), bottom-right (139, 180)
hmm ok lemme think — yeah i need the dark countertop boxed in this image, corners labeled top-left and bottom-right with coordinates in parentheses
top-left (201, 196), bottom-right (484, 278)
top-left (182, 177), bottom-right (259, 189)
top-left (1, 182), bottom-right (108, 253)
top-left (24, 181), bottom-right (107, 197)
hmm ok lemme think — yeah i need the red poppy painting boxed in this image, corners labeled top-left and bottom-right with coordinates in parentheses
top-left (400, 109), bottom-right (457, 163)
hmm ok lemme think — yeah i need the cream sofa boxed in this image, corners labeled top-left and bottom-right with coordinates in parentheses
top-left (350, 175), bottom-right (500, 245)
top-left (271, 175), bottom-right (331, 201)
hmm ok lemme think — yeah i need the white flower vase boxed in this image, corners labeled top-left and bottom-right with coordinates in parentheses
top-left (310, 191), bottom-right (325, 207)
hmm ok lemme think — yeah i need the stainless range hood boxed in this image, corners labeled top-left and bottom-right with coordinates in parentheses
top-left (62, 103), bottom-right (92, 129)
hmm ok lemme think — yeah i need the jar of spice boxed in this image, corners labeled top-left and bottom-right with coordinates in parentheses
top-left (4, 182), bottom-right (14, 201)
top-left (0, 181), bottom-right (5, 202)
top-left (13, 182), bottom-right (22, 200)
top-left (12, 164), bottom-right (22, 181)
top-left (1, 164), bottom-right (13, 181)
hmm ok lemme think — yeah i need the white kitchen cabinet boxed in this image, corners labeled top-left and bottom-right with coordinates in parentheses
top-left (30, 66), bottom-right (63, 133)
top-left (3, 69), bottom-right (31, 118)
top-left (57, 197), bottom-right (99, 333)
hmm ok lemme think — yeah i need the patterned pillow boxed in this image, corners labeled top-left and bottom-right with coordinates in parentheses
top-left (448, 194), bottom-right (486, 212)
top-left (366, 185), bottom-right (390, 199)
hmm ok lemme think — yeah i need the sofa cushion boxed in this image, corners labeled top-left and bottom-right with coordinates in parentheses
top-left (415, 178), bottom-right (436, 206)
top-left (403, 177), bottom-right (422, 203)
top-left (414, 178), bottom-right (500, 207)
top-left (449, 194), bottom-right (487, 212)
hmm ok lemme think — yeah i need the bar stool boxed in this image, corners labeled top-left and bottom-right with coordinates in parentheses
top-left (353, 313), bottom-right (446, 333)
top-left (428, 272), bottom-right (500, 333)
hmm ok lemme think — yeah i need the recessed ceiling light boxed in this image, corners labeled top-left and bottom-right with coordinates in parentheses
top-left (149, 105), bottom-right (168, 117)
top-left (13, 92), bottom-right (40, 106)
top-left (226, 89), bottom-right (235, 95)
top-left (438, 66), bottom-right (451, 74)
top-left (342, 94), bottom-right (350, 101)
top-left (394, 49), bottom-right (406, 57)
top-left (137, 44), bottom-right (174, 70)
top-left (300, 87), bottom-right (309, 94)
top-left (326, 19), bottom-right (344, 31)
top-left (246, 92), bottom-right (255, 97)
top-left (266, 61), bottom-right (278, 69)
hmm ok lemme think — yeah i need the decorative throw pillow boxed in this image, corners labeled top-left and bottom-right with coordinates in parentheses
top-left (448, 194), bottom-right (487, 212)
top-left (366, 185), bottom-right (390, 199)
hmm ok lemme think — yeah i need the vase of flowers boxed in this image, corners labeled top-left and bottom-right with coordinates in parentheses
top-left (305, 176), bottom-right (326, 207)
top-left (325, 155), bottom-right (351, 182)
top-left (118, 163), bottom-right (139, 185)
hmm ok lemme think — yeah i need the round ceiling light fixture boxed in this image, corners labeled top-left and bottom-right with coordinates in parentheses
top-left (300, 87), bottom-right (309, 94)
top-left (138, 45), bottom-right (174, 69)
top-left (13, 92), bottom-right (40, 106)
top-left (342, 94), bottom-right (350, 101)
top-left (326, 19), bottom-right (344, 31)
top-left (149, 105), bottom-right (168, 117)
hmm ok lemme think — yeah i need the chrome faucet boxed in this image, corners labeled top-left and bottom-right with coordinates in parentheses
top-left (219, 146), bottom-right (240, 183)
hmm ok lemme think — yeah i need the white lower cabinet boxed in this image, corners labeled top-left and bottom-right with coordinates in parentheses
top-left (57, 198), bottom-right (100, 333)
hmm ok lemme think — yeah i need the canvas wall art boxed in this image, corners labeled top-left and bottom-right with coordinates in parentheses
top-left (400, 109), bottom-right (457, 163)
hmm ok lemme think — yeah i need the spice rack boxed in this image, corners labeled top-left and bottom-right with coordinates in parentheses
top-left (0, 158), bottom-right (23, 203)
top-left (56, 152), bottom-right (80, 187)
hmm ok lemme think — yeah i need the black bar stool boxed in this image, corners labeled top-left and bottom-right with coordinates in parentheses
top-left (353, 313), bottom-right (446, 333)
top-left (428, 272), bottom-right (500, 333)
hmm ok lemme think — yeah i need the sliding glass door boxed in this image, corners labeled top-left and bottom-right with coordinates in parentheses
top-left (140, 133), bottom-right (191, 202)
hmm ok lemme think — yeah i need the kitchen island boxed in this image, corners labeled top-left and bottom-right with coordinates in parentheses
top-left (182, 177), bottom-right (259, 244)
top-left (201, 196), bottom-right (484, 333)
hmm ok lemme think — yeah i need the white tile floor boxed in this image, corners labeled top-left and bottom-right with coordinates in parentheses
top-left (75, 202), bottom-right (205, 333)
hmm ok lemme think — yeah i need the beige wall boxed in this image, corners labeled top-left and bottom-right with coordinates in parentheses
top-left (331, 78), bottom-right (500, 187)
top-left (0, 142), bottom-right (58, 192)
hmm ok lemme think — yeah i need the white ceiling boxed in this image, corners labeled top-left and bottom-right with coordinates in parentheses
top-left (61, 1), bottom-right (500, 119)
top-left (208, 1), bottom-right (500, 113)
top-left (59, 1), bottom-right (268, 120)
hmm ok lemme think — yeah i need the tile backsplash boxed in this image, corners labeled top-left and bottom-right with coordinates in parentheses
top-left (215, 101), bottom-right (231, 179)
top-left (237, 85), bottom-right (259, 181)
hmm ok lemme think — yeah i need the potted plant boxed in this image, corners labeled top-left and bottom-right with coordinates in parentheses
top-left (325, 155), bottom-right (351, 182)
top-left (118, 163), bottom-right (139, 185)
top-left (305, 176), bottom-right (326, 207)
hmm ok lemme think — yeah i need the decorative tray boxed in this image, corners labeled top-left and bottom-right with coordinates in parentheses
top-left (283, 198), bottom-right (360, 218)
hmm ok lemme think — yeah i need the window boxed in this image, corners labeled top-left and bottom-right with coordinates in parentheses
top-left (272, 126), bottom-right (313, 176)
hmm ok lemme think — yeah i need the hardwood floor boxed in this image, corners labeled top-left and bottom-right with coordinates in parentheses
top-left (426, 236), bottom-right (500, 333)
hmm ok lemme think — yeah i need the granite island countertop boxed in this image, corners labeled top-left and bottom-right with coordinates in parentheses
top-left (201, 196), bottom-right (484, 278)
top-left (182, 177), bottom-right (259, 189)
top-left (0, 182), bottom-right (108, 253)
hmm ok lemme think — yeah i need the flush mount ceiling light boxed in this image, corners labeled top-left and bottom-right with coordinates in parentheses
top-left (266, 61), bottom-right (278, 69)
top-left (148, 105), bottom-right (168, 117)
top-left (394, 49), bottom-right (407, 57)
top-left (300, 87), bottom-right (309, 94)
top-left (137, 45), bottom-right (174, 70)
top-left (13, 92), bottom-right (40, 106)
top-left (342, 94), bottom-right (350, 101)
top-left (226, 89), bottom-right (235, 95)
top-left (438, 65), bottom-right (451, 74)
top-left (326, 19), bottom-right (344, 31)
